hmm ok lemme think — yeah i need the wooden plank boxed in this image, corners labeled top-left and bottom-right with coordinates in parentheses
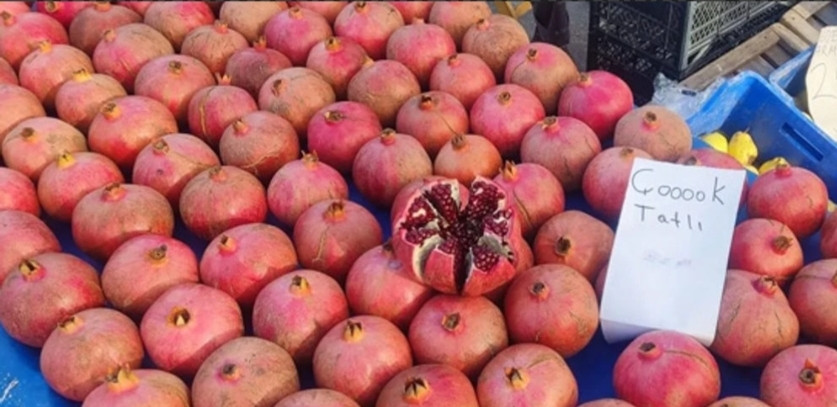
top-left (681, 27), bottom-right (780, 90)
top-left (787, 1), bottom-right (831, 20)
top-left (773, 22), bottom-right (813, 52)
top-left (814, 3), bottom-right (837, 26)
top-left (493, 1), bottom-right (532, 19)
top-left (762, 43), bottom-right (793, 67)
top-left (740, 56), bottom-right (775, 78)
top-left (781, 9), bottom-right (821, 44)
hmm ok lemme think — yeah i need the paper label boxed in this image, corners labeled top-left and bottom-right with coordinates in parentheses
top-left (599, 158), bottom-right (746, 346)
top-left (806, 26), bottom-right (837, 140)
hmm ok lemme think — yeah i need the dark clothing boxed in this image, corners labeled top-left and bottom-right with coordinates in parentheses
top-left (533, 1), bottom-right (570, 47)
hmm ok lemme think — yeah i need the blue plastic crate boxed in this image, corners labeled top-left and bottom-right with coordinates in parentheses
top-left (768, 46), bottom-right (815, 97)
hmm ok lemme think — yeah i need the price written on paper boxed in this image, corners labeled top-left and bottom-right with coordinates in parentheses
top-left (806, 26), bottom-right (837, 139)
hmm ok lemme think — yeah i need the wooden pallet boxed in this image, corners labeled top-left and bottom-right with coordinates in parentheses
top-left (494, 1), bottom-right (532, 20)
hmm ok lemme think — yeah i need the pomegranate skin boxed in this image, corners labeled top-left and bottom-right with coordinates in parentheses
top-left (395, 91), bottom-right (470, 158)
top-left (55, 69), bottom-right (128, 133)
top-left (258, 67), bottom-right (337, 139)
top-left (0, 210), bottom-right (61, 283)
top-left (0, 252), bottom-right (105, 348)
top-left (0, 56), bottom-right (14, 84)
top-left (118, 1), bottom-right (153, 16)
top-left (613, 330), bottom-right (721, 407)
top-left (0, 84), bottom-right (46, 145)
top-left (290, 1), bottom-right (347, 24)
top-left (35, 1), bottom-right (93, 29)
top-left (276, 389), bottom-right (360, 407)
top-left (348, 59), bottom-right (421, 128)
top-left (470, 84), bottom-right (546, 158)
top-left (219, 111), bottom-right (300, 182)
top-left (728, 218), bottom-right (804, 285)
top-left (504, 42), bottom-right (579, 114)
top-left (462, 15), bottom-right (530, 80)
top-left (578, 400), bottom-right (637, 407)
top-left (219, 1), bottom-right (289, 43)
top-left (0, 2), bottom-right (32, 18)
top-left (678, 148), bottom-right (749, 208)
top-left (36, 151), bottom-right (125, 222)
top-left (306, 101), bottom-right (383, 174)
top-left (433, 134), bottom-right (503, 186)
top-left (187, 76), bottom-right (258, 148)
top-left (521, 116), bottom-right (602, 192)
top-left (389, 1), bottom-right (433, 24)
top-left (69, 2), bottom-right (142, 56)
top-left (225, 37), bottom-right (293, 97)
top-left (427, 1), bottom-right (491, 48)
top-left (306, 36), bottom-right (368, 99)
top-left (264, 6), bottom-right (333, 67)
top-left (493, 161), bottom-right (565, 238)
top-left (377, 364), bottom-right (479, 407)
top-left (533, 210), bottom-right (614, 282)
top-left (613, 105), bottom-right (692, 162)
top-left (386, 19), bottom-right (456, 88)
top-left (181, 20), bottom-right (249, 75)
top-left (92, 23), bottom-right (175, 93)
top-left (333, 1), bottom-right (405, 60)
top-left (19, 41), bottom-right (93, 109)
top-left (267, 151), bottom-right (349, 227)
top-left (352, 129), bottom-right (433, 208)
top-left (788, 259), bottom-right (837, 345)
top-left (0, 11), bottom-right (69, 69)
top-left (822, 211), bottom-right (837, 259)
top-left (582, 146), bottom-right (654, 220)
top-left (133, 54), bottom-right (216, 123)
top-left (760, 344), bottom-right (837, 407)
top-left (429, 52), bottom-right (497, 111)
top-left (0, 166), bottom-right (40, 216)
top-left (2, 117), bottom-right (88, 182)
top-left (558, 70), bottom-right (635, 141)
top-left (142, 1), bottom-right (214, 50)
top-left (747, 163), bottom-right (828, 238)
top-left (706, 397), bottom-right (771, 407)
top-left (81, 367), bottom-right (191, 407)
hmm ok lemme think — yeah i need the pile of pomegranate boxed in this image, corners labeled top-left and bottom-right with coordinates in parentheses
top-left (1, 2), bottom-right (835, 406)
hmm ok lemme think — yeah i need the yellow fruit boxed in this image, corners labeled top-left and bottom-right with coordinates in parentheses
top-left (758, 157), bottom-right (789, 175)
top-left (728, 131), bottom-right (758, 166)
top-left (829, 200), bottom-right (836, 213)
top-left (745, 164), bottom-right (759, 174)
top-left (699, 131), bottom-right (728, 153)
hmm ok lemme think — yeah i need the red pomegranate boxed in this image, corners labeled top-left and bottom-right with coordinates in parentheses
top-left (347, 58), bottom-right (421, 127)
top-left (306, 36), bottom-right (368, 99)
top-left (81, 366), bottom-right (190, 407)
top-left (133, 54), bottom-right (216, 123)
top-left (747, 162), bottom-right (828, 238)
top-left (677, 148), bottom-right (750, 207)
top-left (377, 364), bottom-right (479, 407)
top-left (36, 151), bottom-right (124, 222)
top-left (728, 218), bottom-right (803, 285)
top-left (822, 211), bottom-right (837, 258)
top-left (333, 1), bottom-right (404, 60)
top-left (389, 1), bottom-right (433, 24)
top-left (0, 84), bottom-right (45, 145)
top-left (219, 1), bottom-right (288, 43)
top-left (533, 210), bottom-right (615, 282)
top-left (427, 1), bottom-right (491, 48)
top-left (0, 210), bottom-right (61, 283)
top-left (181, 20), bottom-right (248, 75)
top-left (558, 70), bottom-right (634, 141)
top-left (470, 84), bottom-right (546, 158)
top-left (582, 146), bottom-right (654, 220)
top-left (55, 68), bottom-right (127, 132)
top-left (0, 166), bottom-right (40, 216)
top-left (2, 117), bottom-right (87, 182)
top-left (521, 116), bottom-right (602, 192)
top-left (352, 129), bottom-right (433, 207)
top-left (577, 399), bottom-right (637, 407)
top-left (429, 53), bottom-right (497, 111)
top-left (395, 91), bottom-right (469, 158)
top-left (219, 111), bottom-right (300, 182)
top-left (0, 56), bottom-right (14, 84)
top-left (266, 151), bottom-right (349, 227)
top-left (386, 19), bottom-right (455, 88)
top-left (118, 1), bottom-right (152, 16)
top-left (462, 15), bottom-right (529, 80)
top-left (788, 259), bottom-right (837, 345)
top-left (494, 161), bottom-right (566, 238)
top-left (0, 11), bottom-right (69, 69)
top-left (69, 2), bottom-right (141, 55)
top-left (290, 1), bottom-right (347, 24)
top-left (0, 2), bottom-right (33, 18)
top-left (613, 105), bottom-right (692, 162)
top-left (35, 1), bottom-right (93, 29)
top-left (18, 40), bottom-right (93, 109)
top-left (258, 67), bottom-right (337, 138)
top-left (187, 74), bottom-right (258, 148)
top-left (264, 6), bottom-right (333, 66)
top-left (225, 36), bottom-right (292, 97)
top-left (306, 101), bottom-right (383, 174)
top-left (505, 42), bottom-right (579, 114)
top-left (706, 398), bottom-right (772, 407)
top-left (760, 344), bottom-right (837, 407)
top-left (92, 23), bottom-right (175, 93)
top-left (275, 389), bottom-right (359, 407)
top-left (142, 1), bottom-right (214, 50)
top-left (390, 175), bottom-right (468, 225)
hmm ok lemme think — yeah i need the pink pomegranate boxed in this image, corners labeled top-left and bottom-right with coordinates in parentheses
top-left (101, 234), bottom-right (199, 320)
top-left (72, 183), bottom-right (174, 260)
top-left (132, 133), bottom-right (220, 207)
top-left (258, 67), bottom-right (336, 138)
top-left (505, 43), bottom-right (579, 114)
top-left (533, 210), bottom-right (614, 282)
top-left (377, 363), bottom-right (479, 407)
top-left (761, 345), bottom-right (837, 407)
top-left (788, 259), bottom-right (837, 345)
top-left (0, 56), bottom-right (14, 84)
top-left (37, 151), bottom-right (124, 222)
top-left (18, 40), bottom-right (93, 109)
top-left (578, 400), bottom-right (637, 407)
top-left (728, 218), bottom-right (803, 284)
top-left (92, 23), bottom-right (175, 93)
top-left (747, 162), bottom-right (828, 238)
top-left (306, 101), bottom-right (383, 174)
top-left (677, 148), bottom-right (749, 207)
top-left (334, 1), bottom-right (404, 60)
top-left (0, 2), bottom-right (32, 18)
top-left (706, 397), bottom-right (771, 407)
top-left (182, 21), bottom-right (248, 75)
top-left (429, 53), bottom-right (497, 111)
top-left (81, 366), bottom-right (190, 407)
top-left (348, 59), bottom-right (421, 127)
top-left (494, 161), bottom-right (565, 238)
top-left (187, 75), bottom-right (258, 148)
top-left (55, 68), bottom-right (127, 132)
top-left (395, 91), bottom-right (469, 158)
top-left (219, 1), bottom-right (289, 43)
top-left (582, 146), bottom-right (654, 220)
top-left (462, 15), bottom-right (529, 80)
top-left (306, 36), bottom-right (368, 99)
top-left (711, 269), bottom-right (799, 366)
top-left (290, 1), bottom-right (346, 24)
top-left (313, 315), bottom-right (413, 406)
top-left (264, 6), bottom-right (333, 66)
top-left (613, 330), bottom-right (721, 407)
top-left (614, 105), bottom-right (692, 162)
top-left (0, 210), bottom-right (61, 283)
top-left (345, 242), bottom-right (435, 331)
top-left (389, 2), bottom-right (433, 24)
top-left (225, 36), bottom-right (292, 97)
top-left (191, 337), bottom-right (300, 407)
top-left (35, 1), bottom-right (92, 29)
top-left (252, 269), bottom-right (350, 365)
top-left (219, 111), bottom-right (300, 182)
top-left (0, 11), bottom-right (69, 69)
top-left (179, 165), bottom-right (267, 241)
top-left (140, 283), bottom-right (244, 378)
top-left (118, 1), bottom-right (153, 16)
top-left (521, 116), bottom-right (602, 192)
top-left (0, 84), bottom-right (45, 145)
top-left (558, 71), bottom-right (635, 141)
top-left (0, 166), bottom-right (40, 216)
top-left (266, 151), bottom-right (349, 227)
top-left (293, 199), bottom-right (383, 283)
top-left (822, 211), bottom-right (837, 258)
top-left (40, 308), bottom-right (144, 401)
top-left (0, 252), bottom-right (105, 348)
top-left (133, 54), bottom-right (216, 123)
top-left (470, 84), bottom-right (546, 157)
top-left (477, 343), bottom-right (578, 407)
top-left (352, 129), bottom-right (433, 207)
top-left (427, 1), bottom-right (491, 48)
top-left (386, 19), bottom-right (455, 87)
top-left (69, 2), bottom-right (141, 55)
top-left (2, 117), bottom-right (87, 182)
top-left (276, 389), bottom-right (359, 407)
top-left (142, 1), bottom-right (214, 50)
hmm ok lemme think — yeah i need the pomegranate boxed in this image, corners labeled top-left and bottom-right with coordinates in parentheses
top-left (395, 91), bottom-right (469, 158)
top-left (505, 43), bottom-right (578, 114)
top-left (219, 111), bottom-right (300, 182)
top-left (533, 210), bottom-right (614, 282)
top-left (389, 2), bottom-right (433, 24)
top-left (0, 210), bottom-right (61, 283)
top-left (134, 54), bottom-right (216, 123)
top-left (0, 56), bottom-right (14, 84)
top-left (313, 315), bottom-right (413, 406)
top-left (0, 2), bottom-right (32, 17)
top-left (252, 269), bottom-right (350, 365)
top-left (613, 330), bottom-right (721, 407)
top-left (677, 148), bottom-right (749, 207)
top-left (728, 218), bottom-right (803, 284)
top-left (760, 344), bottom-right (837, 406)
top-left (306, 36), bottom-right (368, 99)
top-left (2, 117), bottom-right (87, 182)
top-left (276, 389), bottom-right (360, 407)
top-left (293, 199), bottom-right (383, 283)
top-left (181, 21), bottom-right (248, 75)
top-left (333, 1), bottom-right (404, 60)
top-left (264, 6), bottom-right (333, 66)
top-left (345, 242), bottom-right (434, 330)
top-left (140, 283), bottom-right (244, 378)
top-left (614, 105), bottom-right (692, 162)
top-left (101, 234), bottom-right (199, 320)
top-left (352, 129), bottom-right (433, 207)
top-left (0, 84), bottom-right (45, 145)
top-left (558, 70), bottom-right (635, 141)
top-left (470, 84), bottom-right (546, 157)
top-left (187, 74), bottom-right (258, 148)
top-left (427, 1), bottom-right (491, 48)
top-left (219, 1), bottom-right (288, 43)
top-left (582, 146), bottom-right (654, 220)
top-left (69, 2), bottom-right (141, 55)
top-left (291, 1), bottom-right (347, 25)
top-left (747, 162), bottom-right (828, 238)
top-left (267, 151), bottom-right (349, 227)
top-left (40, 308), bottom-right (144, 401)
top-left (118, 1), bottom-right (152, 16)
top-left (19, 40), bottom-right (93, 109)
top-left (306, 101), bottom-right (383, 174)
top-left (348, 58), bottom-right (421, 127)
top-left (377, 364), bottom-right (479, 407)
top-left (92, 23), bottom-right (175, 93)
top-left (142, 1), bottom-right (214, 50)
top-left (706, 397), bottom-right (771, 407)
top-left (35, 1), bottom-right (92, 29)
top-left (132, 133), bottom-right (220, 207)
top-left (788, 259), bottom-right (837, 345)
top-left (462, 15), bottom-right (529, 80)
top-left (386, 19), bottom-right (455, 88)
top-left (0, 253), bottom-right (105, 348)
top-left (55, 68), bottom-right (127, 132)
top-left (494, 161), bottom-right (565, 238)
top-left (477, 343), bottom-right (578, 407)
top-left (521, 116), bottom-right (602, 192)
top-left (37, 151), bottom-right (124, 222)
top-left (81, 366), bottom-right (190, 407)
top-left (429, 53), bottom-right (497, 111)
top-left (0, 166), bottom-right (40, 216)
top-left (578, 400), bottom-right (637, 407)
top-left (225, 36), bottom-right (292, 97)
top-left (191, 337), bottom-right (300, 407)
top-left (179, 165), bottom-right (267, 241)
top-left (822, 211), bottom-right (837, 258)
top-left (711, 269), bottom-right (799, 366)
top-left (258, 67), bottom-right (336, 138)
top-left (0, 11), bottom-right (68, 69)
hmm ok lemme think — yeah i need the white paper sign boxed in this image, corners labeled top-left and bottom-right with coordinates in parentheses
top-left (806, 26), bottom-right (837, 140)
top-left (600, 158), bottom-right (746, 346)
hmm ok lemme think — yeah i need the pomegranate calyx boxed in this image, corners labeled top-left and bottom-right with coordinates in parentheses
top-left (57, 151), bottom-right (77, 169)
top-left (638, 341), bottom-right (662, 360)
top-left (148, 245), bottom-right (168, 264)
top-left (212, 19), bottom-right (229, 33)
top-left (773, 162), bottom-right (792, 177)
top-left (442, 312), bottom-right (461, 331)
top-left (505, 367), bottom-right (530, 390)
top-left (554, 236), bottom-right (572, 257)
top-left (105, 364), bottom-right (140, 393)
top-left (289, 275), bottom-right (311, 296)
top-left (450, 133), bottom-right (468, 150)
top-left (772, 235), bottom-right (793, 254)
top-left (799, 359), bottom-right (823, 389)
top-left (44, 2), bottom-right (59, 13)
top-left (253, 36), bottom-right (267, 49)
top-left (380, 128), bottom-right (398, 145)
top-left (72, 68), bottom-right (93, 82)
top-left (619, 147), bottom-right (635, 158)
top-left (101, 102), bottom-right (121, 120)
top-left (102, 183), bottom-right (127, 201)
top-left (1, 11), bottom-right (14, 26)
top-left (342, 320), bottom-right (365, 342)
top-left (500, 161), bottom-right (518, 181)
top-left (355, 1), bottom-right (368, 11)
top-left (526, 48), bottom-right (538, 61)
top-left (681, 155), bottom-right (699, 166)
top-left (19, 259), bottom-right (43, 281)
top-left (529, 281), bottom-right (550, 299)
top-left (324, 110), bottom-right (345, 123)
top-left (208, 166), bottom-right (228, 182)
top-left (216, 72), bottom-right (232, 86)
top-left (288, 6), bottom-right (303, 18)
top-left (301, 150), bottom-right (320, 166)
top-left (324, 37), bottom-right (341, 52)
top-left (58, 315), bottom-right (82, 334)
top-left (361, 55), bottom-right (374, 68)
top-left (446, 54), bottom-right (461, 67)
top-left (36, 40), bottom-right (53, 53)
top-left (221, 363), bottom-right (241, 381)
top-left (232, 119), bottom-right (249, 135)
top-left (152, 139), bottom-right (169, 155)
top-left (753, 276), bottom-right (778, 296)
top-left (101, 29), bottom-right (116, 43)
top-left (19, 127), bottom-right (35, 140)
top-left (418, 93), bottom-right (436, 110)
top-left (577, 72), bottom-right (592, 87)
top-left (169, 307), bottom-right (191, 327)
top-left (218, 235), bottom-right (237, 253)
top-left (475, 18), bottom-right (489, 29)
top-left (403, 377), bottom-right (430, 402)
top-left (325, 200), bottom-right (347, 221)
top-left (93, 1), bottom-right (111, 11)
top-left (271, 78), bottom-right (285, 96)
top-left (642, 111), bottom-right (660, 131)
top-left (541, 116), bottom-right (559, 131)
top-left (497, 91), bottom-right (512, 105)
top-left (167, 60), bottom-right (183, 75)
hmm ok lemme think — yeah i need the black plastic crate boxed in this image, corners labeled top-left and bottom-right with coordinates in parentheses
top-left (587, 1), bottom-right (797, 105)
